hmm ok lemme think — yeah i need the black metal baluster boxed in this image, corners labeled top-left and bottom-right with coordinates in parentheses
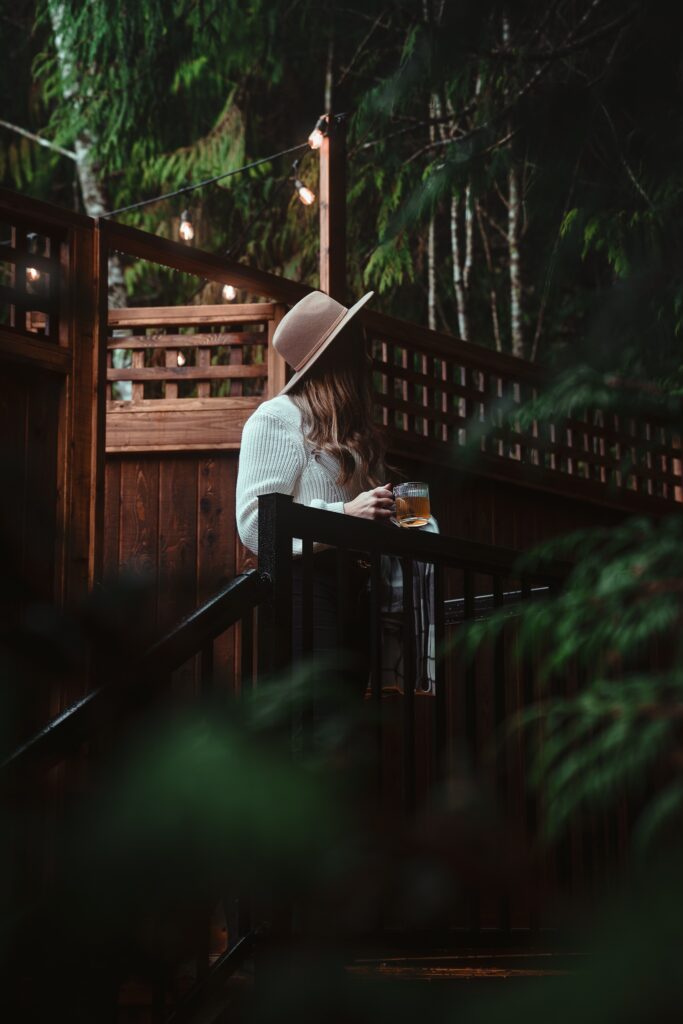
top-left (464, 569), bottom-right (477, 768)
top-left (257, 493), bottom-right (293, 681)
top-left (402, 557), bottom-right (416, 815)
top-left (301, 538), bottom-right (314, 750)
top-left (521, 574), bottom-right (539, 935)
top-left (493, 573), bottom-right (510, 935)
top-left (240, 610), bottom-right (253, 693)
top-left (370, 554), bottom-right (383, 800)
top-left (301, 538), bottom-right (314, 658)
top-left (336, 547), bottom-right (350, 651)
top-left (238, 607), bottom-right (254, 944)
top-left (463, 567), bottom-right (480, 935)
top-left (256, 494), bottom-right (294, 946)
top-left (200, 639), bottom-right (214, 696)
top-left (433, 562), bottom-right (447, 785)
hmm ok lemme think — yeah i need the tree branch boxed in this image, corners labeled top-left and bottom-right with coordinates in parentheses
top-left (0, 117), bottom-right (76, 160)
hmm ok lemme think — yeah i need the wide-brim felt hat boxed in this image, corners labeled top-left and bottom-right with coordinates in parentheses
top-left (273, 289), bottom-right (374, 395)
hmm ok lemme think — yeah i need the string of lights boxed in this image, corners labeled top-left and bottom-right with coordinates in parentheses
top-left (101, 141), bottom-right (311, 219)
top-left (189, 167), bottom-right (295, 302)
top-left (21, 116), bottom-right (335, 293)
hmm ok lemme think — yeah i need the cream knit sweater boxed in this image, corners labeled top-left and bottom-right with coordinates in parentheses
top-left (236, 394), bottom-right (369, 555)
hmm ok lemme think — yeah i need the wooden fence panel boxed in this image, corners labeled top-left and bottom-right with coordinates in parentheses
top-left (0, 188), bottom-right (103, 724)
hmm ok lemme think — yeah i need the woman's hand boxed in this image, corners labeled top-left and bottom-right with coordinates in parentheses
top-left (343, 483), bottom-right (395, 520)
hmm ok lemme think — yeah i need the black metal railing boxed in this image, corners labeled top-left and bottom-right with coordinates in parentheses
top-left (2, 569), bottom-right (271, 778)
top-left (2, 568), bottom-right (271, 1024)
top-left (255, 493), bottom-right (573, 946)
top-left (256, 493), bottom-right (567, 805)
top-left (5, 503), bottom-right (569, 1019)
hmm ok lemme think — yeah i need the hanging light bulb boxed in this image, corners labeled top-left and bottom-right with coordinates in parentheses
top-left (177, 351), bottom-right (186, 366)
top-left (222, 283), bottom-right (237, 302)
top-left (179, 209), bottom-right (194, 241)
top-left (294, 179), bottom-right (316, 206)
top-left (307, 115), bottom-right (327, 150)
top-left (26, 232), bottom-right (41, 282)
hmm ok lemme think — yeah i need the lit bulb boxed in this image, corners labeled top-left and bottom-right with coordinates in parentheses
top-left (177, 351), bottom-right (186, 366)
top-left (222, 283), bottom-right (237, 301)
top-left (26, 266), bottom-right (40, 282)
top-left (179, 210), bottom-right (194, 241)
top-left (294, 179), bottom-right (316, 206)
top-left (307, 116), bottom-right (327, 150)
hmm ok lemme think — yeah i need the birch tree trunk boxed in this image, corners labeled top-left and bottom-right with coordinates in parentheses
top-left (426, 95), bottom-right (438, 331)
top-left (501, 12), bottom-right (524, 359)
top-left (475, 200), bottom-right (502, 351)
top-left (450, 194), bottom-right (468, 340)
top-left (508, 161), bottom-right (524, 359)
top-left (427, 217), bottom-right (437, 331)
top-left (47, 0), bottom-right (127, 311)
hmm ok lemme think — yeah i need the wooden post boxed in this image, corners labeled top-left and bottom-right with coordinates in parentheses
top-left (319, 113), bottom-right (346, 301)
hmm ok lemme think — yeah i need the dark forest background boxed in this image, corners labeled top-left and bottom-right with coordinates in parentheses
top-left (3, 3), bottom-right (683, 1018)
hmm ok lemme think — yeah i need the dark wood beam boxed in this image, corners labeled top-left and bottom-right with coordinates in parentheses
top-left (319, 114), bottom-right (346, 301)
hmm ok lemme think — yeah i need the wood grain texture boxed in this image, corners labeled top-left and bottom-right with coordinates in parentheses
top-left (108, 364), bottom-right (266, 381)
top-left (0, 331), bottom-right (71, 372)
top-left (101, 219), bottom-right (310, 305)
top-left (158, 456), bottom-right (199, 696)
top-left (197, 456), bottom-right (237, 693)
top-left (106, 399), bottom-right (260, 452)
top-left (108, 304), bottom-right (278, 326)
top-left (107, 331), bottom-right (265, 349)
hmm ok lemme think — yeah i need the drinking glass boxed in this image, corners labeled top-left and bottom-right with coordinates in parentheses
top-left (394, 481), bottom-right (430, 527)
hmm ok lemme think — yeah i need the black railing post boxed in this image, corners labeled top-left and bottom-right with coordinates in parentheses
top-left (255, 494), bottom-right (296, 976)
top-left (257, 493), bottom-right (294, 680)
top-left (402, 557), bottom-right (416, 815)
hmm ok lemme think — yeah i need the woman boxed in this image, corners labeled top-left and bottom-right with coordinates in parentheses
top-left (236, 289), bottom-right (393, 681)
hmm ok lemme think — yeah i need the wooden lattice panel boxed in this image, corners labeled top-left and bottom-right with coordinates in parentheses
top-left (0, 217), bottom-right (65, 343)
top-left (369, 333), bottom-right (683, 505)
top-left (106, 303), bottom-right (286, 452)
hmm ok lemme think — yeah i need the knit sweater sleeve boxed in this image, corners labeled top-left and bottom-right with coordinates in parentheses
top-left (236, 412), bottom-right (306, 554)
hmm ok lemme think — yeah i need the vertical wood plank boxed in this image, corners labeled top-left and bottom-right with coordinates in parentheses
top-left (197, 454), bottom-right (237, 693)
top-left (0, 369), bottom-right (29, 620)
top-left (230, 336), bottom-right (243, 398)
top-left (319, 115), bottom-right (346, 301)
top-left (102, 459), bottom-right (122, 582)
top-left (164, 345), bottom-right (178, 400)
top-left (267, 304), bottom-right (287, 397)
top-left (158, 456), bottom-right (198, 694)
top-left (24, 373), bottom-right (60, 605)
top-left (119, 458), bottom-right (159, 578)
top-left (197, 346), bottom-right (210, 399)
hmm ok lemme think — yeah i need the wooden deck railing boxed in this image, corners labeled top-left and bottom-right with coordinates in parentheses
top-left (0, 188), bottom-right (102, 619)
top-left (363, 310), bottom-right (683, 508)
top-left (0, 195), bottom-right (78, 349)
top-left (98, 216), bottom-right (682, 513)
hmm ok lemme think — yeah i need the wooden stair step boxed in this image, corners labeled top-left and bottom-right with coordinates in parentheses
top-left (347, 949), bottom-right (585, 983)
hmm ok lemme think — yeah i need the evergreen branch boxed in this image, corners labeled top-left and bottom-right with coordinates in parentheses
top-left (101, 142), bottom-right (309, 218)
top-left (0, 117), bottom-right (76, 160)
top-left (337, 9), bottom-right (390, 87)
top-left (483, 9), bottom-right (638, 62)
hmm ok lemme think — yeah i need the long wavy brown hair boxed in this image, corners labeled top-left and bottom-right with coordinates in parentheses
top-left (288, 321), bottom-right (386, 487)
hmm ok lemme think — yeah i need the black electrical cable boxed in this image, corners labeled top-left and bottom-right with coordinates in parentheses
top-left (188, 168), bottom-right (298, 301)
top-left (101, 141), bottom-right (309, 219)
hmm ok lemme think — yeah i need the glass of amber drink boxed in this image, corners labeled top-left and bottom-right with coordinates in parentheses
top-left (394, 481), bottom-right (430, 527)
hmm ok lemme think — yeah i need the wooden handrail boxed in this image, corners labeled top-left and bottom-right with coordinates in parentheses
top-left (0, 185), bottom-right (92, 231)
top-left (1, 569), bottom-right (272, 778)
top-left (98, 219), bottom-right (310, 305)
top-left (272, 495), bottom-right (568, 579)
